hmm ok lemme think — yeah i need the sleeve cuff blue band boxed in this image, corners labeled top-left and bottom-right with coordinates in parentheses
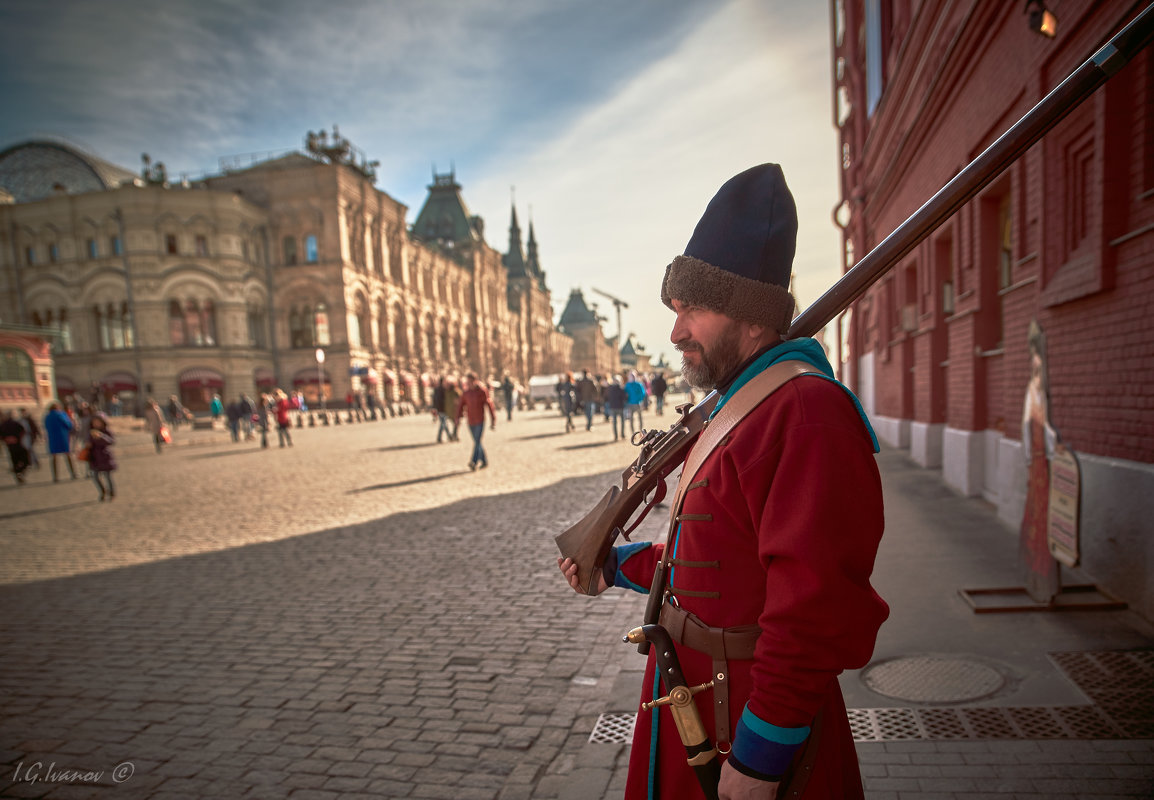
top-left (612, 541), bottom-right (651, 593)
top-left (731, 707), bottom-right (810, 777)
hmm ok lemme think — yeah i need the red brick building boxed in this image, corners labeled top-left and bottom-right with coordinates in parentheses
top-left (831, 0), bottom-right (1153, 618)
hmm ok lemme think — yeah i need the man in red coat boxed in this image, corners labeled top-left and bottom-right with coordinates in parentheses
top-left (560, 164), bottom-right (888, 799)
top-left (455, 373), bottom-right (496, 470)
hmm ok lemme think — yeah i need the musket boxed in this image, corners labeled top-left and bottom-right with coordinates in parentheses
top-left (555, 4), bottom-right (1154, 597)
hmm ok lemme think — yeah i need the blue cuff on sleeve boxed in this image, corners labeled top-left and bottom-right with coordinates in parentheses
top-left (730, 706), bottom-right (810, 779)
top-left (612, 541), bottom-right (652, 593)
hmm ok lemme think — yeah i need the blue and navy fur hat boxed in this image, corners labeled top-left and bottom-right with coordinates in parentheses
top-left (660, 163), bottom-right (798, 334)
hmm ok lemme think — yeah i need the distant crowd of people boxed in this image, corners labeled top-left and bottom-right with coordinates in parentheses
top-left (553, 370), bottom-right (675, 441)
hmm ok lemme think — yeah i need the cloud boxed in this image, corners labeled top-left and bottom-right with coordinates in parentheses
top-left (0, 0), bottom-right (844, 364)
top-left (464, 0), bottom-right (842, 360)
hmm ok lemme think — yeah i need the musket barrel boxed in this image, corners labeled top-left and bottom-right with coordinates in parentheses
top-left (788, 3), bottom-right (1154, 341)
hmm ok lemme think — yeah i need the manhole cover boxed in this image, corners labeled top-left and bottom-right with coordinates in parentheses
top-left (862, 655), bottom-right (1007, 704)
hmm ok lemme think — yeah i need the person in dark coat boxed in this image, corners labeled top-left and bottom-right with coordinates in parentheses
top-left (1, 411), bottom-right (30, 483)
top-left (87, 415), bottom-right (117, 501)
top-left (43, 402), bottom-right (76, 481)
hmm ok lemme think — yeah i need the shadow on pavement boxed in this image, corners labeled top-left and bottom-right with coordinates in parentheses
top-left (350, 470), bottom-right (472, 492)
top-left (0, 468), bottom-right (642, 799)
top-left (0, 500), bottom-right (100, 521)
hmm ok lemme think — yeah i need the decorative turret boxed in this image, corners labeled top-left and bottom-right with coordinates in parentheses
top-left (504, 202), bottom-right (528, 277)
top-left (411, 166), bottom-right (482, 255)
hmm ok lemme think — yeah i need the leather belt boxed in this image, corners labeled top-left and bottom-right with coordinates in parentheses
top-left (659, 602), bottom-right (760, 750)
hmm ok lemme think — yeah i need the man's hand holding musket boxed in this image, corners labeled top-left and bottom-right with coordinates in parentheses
top-left (556, 164), bottom-right (888, 799)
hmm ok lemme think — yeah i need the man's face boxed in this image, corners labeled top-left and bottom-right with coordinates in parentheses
top-left (669, 299), bottom-right (748, 390)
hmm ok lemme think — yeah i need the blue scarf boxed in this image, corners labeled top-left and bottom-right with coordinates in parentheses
top-left (711, 337), bottom-right (879, 452)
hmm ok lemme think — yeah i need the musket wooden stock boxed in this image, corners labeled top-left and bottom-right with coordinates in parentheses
top-left (554, 4), bottom-right (1154, 594)
top-left (554, 395), bottom-right (717, 595)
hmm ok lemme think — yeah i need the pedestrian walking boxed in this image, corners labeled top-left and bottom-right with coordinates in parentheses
top-left (87, 415), bottom-right (117, 502)
top-left (225, 397), bottom-right (242, 442)
top-left (623, 371), bottom-right (647, 436)
top-left (651, 372), bottom-right (669, 416)
top-left (432, 377), bottom-right (451, 443)
top-left (604, 376), bottom-right (626, 441)
top-left (559, 163), bottom-right (887, 799)
top-left (75, 404), bottom-right (93, 474)
top-left (210, 393), bottom-right (223, 422)
top-left (17, 408), bottom-right (41, 470)
top-left (143, 397), bottom-right (166, 453)
top-left (256, 393), bottom-right (272, 448)
top-left (501, 375), bottom-right (515, 421)
top-left (0, 410), bottom-right (31, 484)
top-left (240, 394), bottom-right (256, 440)
top-left (444, 379), bottom-right (461, 441)
top-left (576, 370), bottom-right (597, 431)
top-left (274, 389), bottom-right (294, 447)
top-left (558, 373), bottom-right (576, 433)
top-left (43, 402), bottom-right (76, 481)
top-left (455, 372), bottom-right (496, 470)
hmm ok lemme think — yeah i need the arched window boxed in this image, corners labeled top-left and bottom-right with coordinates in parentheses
top-left (290, 305), bottom-right (313, 348)
top-left (57, 308), bottom-right (72, 353)
top-left (247, 304), bottom-right (267, 348)
top-left (94, 305), bottom-right (109, 350)
top-left (201, 300), bottom-right (217, 346)
top-left (108, 302), bottom-right (125, 349)
top-left (185, 300), bottom-right (204, 345)
top-left (169, 300), bottom-right (186, 345)
top-left (314, 302), bottom-right (330, 346)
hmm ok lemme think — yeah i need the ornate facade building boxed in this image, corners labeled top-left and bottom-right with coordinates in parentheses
top-left (0, 131), bottom-right (574, 414)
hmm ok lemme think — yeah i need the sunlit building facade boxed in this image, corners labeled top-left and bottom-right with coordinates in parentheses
top-left (0, 133), bottom-right (574, 413)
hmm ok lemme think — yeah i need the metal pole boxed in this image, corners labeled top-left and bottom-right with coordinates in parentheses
top-left (115, 208), bottom-right (146, 417)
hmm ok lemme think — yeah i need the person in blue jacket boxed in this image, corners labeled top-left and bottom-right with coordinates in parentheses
top-left (43, 402), bottom-right (76, 481)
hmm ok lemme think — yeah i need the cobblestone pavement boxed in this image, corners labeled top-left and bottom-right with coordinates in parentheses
top-left (2, 405), bottom-right (1153, 798)
top-left (0, 406), bottom-right (662, 799)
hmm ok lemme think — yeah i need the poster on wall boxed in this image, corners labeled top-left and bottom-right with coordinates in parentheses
top-left (1048, 444), bottom-right (1081, 568)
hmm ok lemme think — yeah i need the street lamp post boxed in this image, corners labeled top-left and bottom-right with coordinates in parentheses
top-left (315, 348), bottom-right (326, 417)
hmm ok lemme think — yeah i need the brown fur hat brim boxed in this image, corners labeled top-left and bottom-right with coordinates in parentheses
top-left (661, 255), bottom-right (795, 334)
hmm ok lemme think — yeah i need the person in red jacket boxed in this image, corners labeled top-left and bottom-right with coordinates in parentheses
top-left (454, 373), bottom-right (496, 470)
top-left (559, 164), bottom-right (887, 799)
top-left (274, 389), bottom-right (293, 448)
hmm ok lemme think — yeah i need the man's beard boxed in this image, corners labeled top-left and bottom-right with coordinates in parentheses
top-left (677, 321), bottom-right (746, 390)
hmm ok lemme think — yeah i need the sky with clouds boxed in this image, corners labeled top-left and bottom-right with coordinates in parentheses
top-left (0, 0), bottom-right (845, 367)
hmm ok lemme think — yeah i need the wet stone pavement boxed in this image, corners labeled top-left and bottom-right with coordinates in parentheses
top-left (0, 407), bottom-right (664, 799)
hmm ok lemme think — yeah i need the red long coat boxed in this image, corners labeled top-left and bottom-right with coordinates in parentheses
top-left (616, 373), bottom-right (888, 799)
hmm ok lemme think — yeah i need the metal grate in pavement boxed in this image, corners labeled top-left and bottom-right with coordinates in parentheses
top-left (1050, 649), bottom-right (1154, 737)
top-left (849, 704), bottom-right (1127, 741)
top-left (590, 712), bottom-right (636, 744)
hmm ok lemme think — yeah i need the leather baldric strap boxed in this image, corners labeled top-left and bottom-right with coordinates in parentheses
top-left (668, 361), bottom-right (823, 518)
top-left (656, 360), bottom-right (824, 750)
